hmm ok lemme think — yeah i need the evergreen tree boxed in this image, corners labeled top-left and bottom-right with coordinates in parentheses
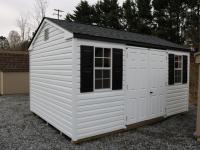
top-left (168, 0), bottom-right (187, 44)
top-left (185, 0), bottom-right (199, 49)
top-left (136, 0), bottom-right (152, 34)
top-left (152, 0), bottom-right (188, 44)
top-left (152, 0), bottom-right (171, 40)
top-left (122, 0), bottom-right (138, 32)
top-left (65, 1), bottom-right (96, 25)
top-left (0, 36), bottom-right (10, 50)
top-left (94, 0), bottom-right (123, 29)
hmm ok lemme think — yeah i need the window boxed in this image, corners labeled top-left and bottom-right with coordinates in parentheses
top-left (80, 45), bottom-right (123, 93)
top-left (94, 47), bottom-right (111, 90)
top-left (44, 28), bottom-right (49, 41)
top-left (169, 54), bottom-right (188, 85)
top-left (174, 55), bottom-right (182, 83)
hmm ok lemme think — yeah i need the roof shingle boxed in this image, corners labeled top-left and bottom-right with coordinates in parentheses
top-left (46, 17), bottom-right (190, 51)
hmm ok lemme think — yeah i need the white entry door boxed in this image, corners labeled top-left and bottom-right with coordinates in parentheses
top-left (126, 47), bottom-right (167, 125)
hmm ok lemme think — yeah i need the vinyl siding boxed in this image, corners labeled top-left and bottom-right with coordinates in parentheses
top-left (29, 20), bottom-right (190, 141)
top-left (30, 22), bottom-right (73, 138)
top-left (166, 84), bottom-right (189, 116)
top-left (166, 51), bottom-right (190, 116)
top-left (73, 39), bottom-right (126, 140)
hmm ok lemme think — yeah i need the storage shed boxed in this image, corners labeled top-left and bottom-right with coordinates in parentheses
top-left (29, 17), bottom-right (190, 142)
top-left (0, 50), bottom-right (29, 95)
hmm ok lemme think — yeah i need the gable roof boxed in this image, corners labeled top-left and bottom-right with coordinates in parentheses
top-left (31, 17), bottom-right (190, 52)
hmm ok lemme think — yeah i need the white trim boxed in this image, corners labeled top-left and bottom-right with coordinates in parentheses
top-left (93, 47), bottom-right (112, 91)
top-left (72, 38), bottom-right (78, 141)
top-left (174, 55), bottom-right (183, 84)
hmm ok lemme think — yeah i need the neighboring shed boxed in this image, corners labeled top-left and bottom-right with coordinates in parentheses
top-left (0, 50), bottom-right (29, 95)
top-left (29, 17), bottom-right (190, 142)
top-left (195, 52), bottom-right (200, 142)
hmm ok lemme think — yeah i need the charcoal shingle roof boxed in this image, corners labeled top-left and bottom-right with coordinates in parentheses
top-left (45, 18), bottom-right (190, 51)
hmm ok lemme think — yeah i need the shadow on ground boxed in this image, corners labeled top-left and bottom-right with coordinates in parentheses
top-left (0, 95), bottom-right (200, 150)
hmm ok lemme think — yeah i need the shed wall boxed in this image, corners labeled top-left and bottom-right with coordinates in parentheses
top-left (166, 50), bottom-right (190, 116)
top-left (73, 39), bottom-right (126, 140)
top-left (2, 72), bottom-right (29, 95)
top-left (73, 39), bottom-right (190, 140)
top-left (30, 22), bottom-right (74, 138)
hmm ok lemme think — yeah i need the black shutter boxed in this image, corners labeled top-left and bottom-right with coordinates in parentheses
top-left (168, 54), bottom-right (175, 85)
top-left (80, 45), bottom-right (94, 93)
top-left (112, 48), bottom-right (123, 90)
top-left (182, 55), bottom-right (188, 84)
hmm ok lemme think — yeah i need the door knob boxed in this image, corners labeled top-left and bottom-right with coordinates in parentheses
top-left (150, 91), bottom-right (153, 94)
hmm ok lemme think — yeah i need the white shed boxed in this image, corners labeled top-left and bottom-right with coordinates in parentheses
top-left (29, 17), bottom-right (190, 142)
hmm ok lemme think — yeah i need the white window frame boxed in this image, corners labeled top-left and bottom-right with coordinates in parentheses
top-left (93, 47), bottom-right (112, 91)
top-left (174, 55), bottom-right (183, 84)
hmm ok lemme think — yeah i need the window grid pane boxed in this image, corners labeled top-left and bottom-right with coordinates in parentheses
top-left (94, 47), bottom-right (111, 90)
top-left (103, 79), bottom-right (110, 88)
top-left (174, 55), bottom-right (182, 83)
top-left (95, 79), bottom-right (103, 89)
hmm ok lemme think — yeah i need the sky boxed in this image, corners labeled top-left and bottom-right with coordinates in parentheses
top-left (0, 0), bottom-right (124, 37)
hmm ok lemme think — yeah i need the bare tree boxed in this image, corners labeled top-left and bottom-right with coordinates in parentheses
top-left (8, 31), bottom-right (21, 49)
top-left (16, 14), bottom-right (31, 42)
top-left (34, 0), bottom-right (48, 26)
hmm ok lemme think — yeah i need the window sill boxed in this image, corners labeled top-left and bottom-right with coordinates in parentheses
top-left (168, 83), bottom-right (188, 86)
top-left (174, 83), bottom-right (183, 85)
top-left (94, 88), bottom-right (112, 93)
top-left (80, 88), bottom-right (124, 94)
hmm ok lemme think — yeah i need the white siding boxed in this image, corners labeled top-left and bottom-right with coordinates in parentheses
top-left (73, 39), bottom-right (126, 140)
top-left (29, 20), bottom-right (190, 141)
top-left (166, 51), bottom-right (190, 116)
top-left (30, 21), bottom-right (74, 138)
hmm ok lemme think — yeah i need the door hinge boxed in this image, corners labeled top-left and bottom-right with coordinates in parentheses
top-left (125, 116), bottom-right (128, 121)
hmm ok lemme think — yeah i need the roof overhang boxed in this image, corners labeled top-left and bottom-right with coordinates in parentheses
top-left (74, 33), bottom-right (191, 52)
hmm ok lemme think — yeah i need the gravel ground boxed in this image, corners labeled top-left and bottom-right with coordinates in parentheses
top-left (0, 95), bottom-right (200, 150)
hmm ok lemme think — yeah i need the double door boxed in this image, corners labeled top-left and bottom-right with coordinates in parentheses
top-left (126, 47), bottom-right (167, 125)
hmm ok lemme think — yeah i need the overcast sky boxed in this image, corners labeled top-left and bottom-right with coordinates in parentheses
top-left (0, 0), bottom-right (124, 37)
